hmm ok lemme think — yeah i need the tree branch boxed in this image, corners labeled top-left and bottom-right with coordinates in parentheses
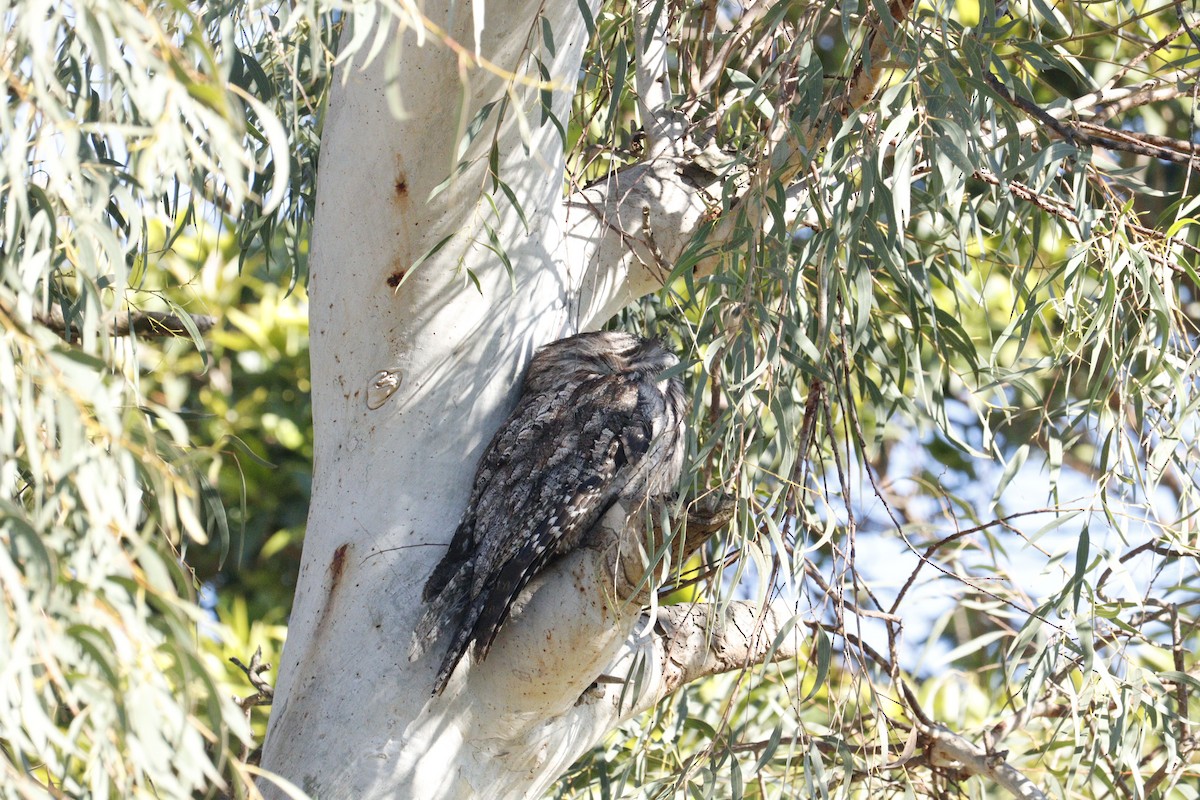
top-left (920, 726), bottom-right (1048, 800)
top-left (231, 647), bottom-right (275, 711)
top-left (689, 0), bottom-right (918, 278)
top-left (986, 71), bottom-right (1200, 171)
top-left (972, 165), bottom-right (1200, 274)
top-left (582, 604), bottom-right (1053, 800)
top-left (1076, 120), bottom-right (1200, 168)
top-left (991, 68), bottom-right (1200, 138)
top-left (634, 0), bottom-right (685, 160)
top-left (1090, 81), bottom-right (1197, 124)
top-left (231, 647), bottom-right (275, 764)
top-left (36, 306), bottom-right (216, 340)
top-left (900, 684), bottom-right (1050, 800)
top-left (596, 600), bottom-right (804, 720)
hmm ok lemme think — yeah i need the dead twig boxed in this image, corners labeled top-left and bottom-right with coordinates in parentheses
top-left (36, 306), bottom-right (216, 340)
top-left (231, 647), bottom-right (275, 711)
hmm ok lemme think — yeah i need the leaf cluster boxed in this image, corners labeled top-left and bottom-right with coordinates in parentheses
top-left (566, 0), bottom-right (1200, 796)
top-left (0, 0), bottom-right (334, 794)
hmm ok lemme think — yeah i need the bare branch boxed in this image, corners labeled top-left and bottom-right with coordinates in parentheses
top-left (993, 68), bottom-right (1200, 137)
top-left (888, 508), bottom-right (1075, 613)
top-left (582, 610), bottom-right (1058, 800)
top-left (987, 71), bottom-right (1200, 171)
top-left (36, 306), bottom-right (216, 340)
top-left (972, 167), bottom-right (1079, 223)
top-left (230, 647), bottom-right (274, 766)
top-left (1075, 120), bottom-right (1200, 169)
top-left (921, 726), bottom-right (1049, 800)
top-left (1090, 80), bottom-right (1197, 124)
top-left (900, 684), bottom-right (1050, 800)
top-left (1096, 540), bottom-right (1197, 592)
top-left (1169, 606), bottom-right (1191, 748)
top-left (614, 600), bottom-right (803, 719)
top-left (231, 647), bottom-right (275, 711)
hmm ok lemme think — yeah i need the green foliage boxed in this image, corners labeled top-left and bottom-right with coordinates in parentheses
top-left (4, 0), bottom-right (1200, 796)
top-left (135, 221), bottom-right (313, 610)
top-left (0, 316), bottom-right (248, 797)
top-left (572, 0), bottom-right (1200, 796)
top-left (0, 0), bottom-right (331, 793)
top-left (132, 221), bottom-right (311, 746)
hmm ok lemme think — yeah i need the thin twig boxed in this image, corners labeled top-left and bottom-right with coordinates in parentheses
top-left (36, 306), bottom-right (216, 340)
top-left (1095, 539), bottom-right (1195, 591)
top-left (973, 166), bottom-right (1200, 274)
top-left (890, 508), bottom-right (1082, 612)
top-left (1098, 23), bottom-right (1187, 93)
top-left (231, 647), bottom-right (274, 764)
top-left (231, 647), bottom-right (275, 710)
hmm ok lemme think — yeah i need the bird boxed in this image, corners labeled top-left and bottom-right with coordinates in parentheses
top-left (409, 331), bottom-right (688, 696)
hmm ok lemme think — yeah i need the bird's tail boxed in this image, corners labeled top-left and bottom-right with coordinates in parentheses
top-left (408, 567), bottom-right (466, 663)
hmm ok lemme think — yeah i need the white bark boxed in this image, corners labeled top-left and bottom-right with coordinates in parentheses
top-left (257, 2), bottom-right (745, 797)
top-left (561, 0), bottom-right (725, 329)
top-left (258, 0), bottom-right (597, 794)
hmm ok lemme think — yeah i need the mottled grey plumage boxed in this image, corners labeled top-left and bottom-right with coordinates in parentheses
top-left (410, 331), bottom-right (688, 695)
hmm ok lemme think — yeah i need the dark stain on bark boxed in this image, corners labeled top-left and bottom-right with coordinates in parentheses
top-left (329, 543), bottom-right (349, 590)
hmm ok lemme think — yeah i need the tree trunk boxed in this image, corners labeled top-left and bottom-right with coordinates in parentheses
top-left (258, 2), bottom-right (798, 796)
top-left (259, 1), bottom-right (624, 796)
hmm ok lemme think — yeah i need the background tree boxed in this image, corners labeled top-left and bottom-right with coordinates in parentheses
top-left (2, 0), bottom-right (1199, 798)
top-left (0, 0), bottom-right (319, 794)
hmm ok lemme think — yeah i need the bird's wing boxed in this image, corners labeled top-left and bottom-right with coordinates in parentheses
top-left (464, 375), bottom-right (660, 660)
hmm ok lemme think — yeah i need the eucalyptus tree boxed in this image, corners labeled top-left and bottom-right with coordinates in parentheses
top-left (3, 0), bottom-right (1199, 798)
top-left (261, 0), bottom-right (1200, 797)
